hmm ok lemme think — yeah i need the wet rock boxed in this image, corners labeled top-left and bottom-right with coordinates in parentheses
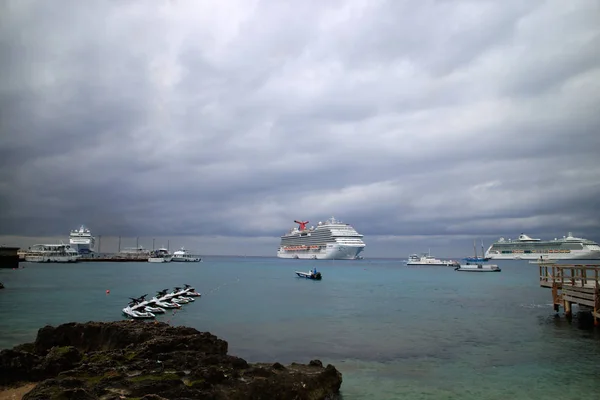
top-left (2, 321), bottom-right (342, 399)
top-left (309, 359), bottom-right (323, 367)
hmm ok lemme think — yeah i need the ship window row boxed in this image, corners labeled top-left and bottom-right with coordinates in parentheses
top-left (491, 243), bottom-right (583, 249)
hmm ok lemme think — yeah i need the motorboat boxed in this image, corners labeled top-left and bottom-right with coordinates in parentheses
top-left (148, 248), bottom-right (173, 263)
top-left (454, 262), bottom-right (501, 272)
top-left (406, 253), bottom-right (459, 267)
top-left (295, 268), bottom-right (322, 280)
top-left (528, 255), bottom-right (556, 265)
top-left (172, 247), bottom-right (202, 262)
top-left (183, 284), bottom-right (201, 297)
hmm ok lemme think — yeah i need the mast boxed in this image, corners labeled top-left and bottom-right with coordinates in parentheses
top-left (473, 240), bottom-right (477, 258)
top-left (481, 240), bottom-right (484, 259)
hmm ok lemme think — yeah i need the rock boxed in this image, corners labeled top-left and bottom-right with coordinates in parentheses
top-left (3, 321), bottom-right (342, 399)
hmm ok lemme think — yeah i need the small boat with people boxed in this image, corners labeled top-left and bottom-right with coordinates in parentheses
top-left (454, 262), bottom-right (501, 272)
top-left (528, 255), bottom-right (556, 265)
top-left (295, 267), bottom-right (322, 280)
top-left (172, 247), bottom-right (202, 262)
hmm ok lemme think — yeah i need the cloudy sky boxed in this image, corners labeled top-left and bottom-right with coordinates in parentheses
top-left (1, 0), bottom-right (599, 257)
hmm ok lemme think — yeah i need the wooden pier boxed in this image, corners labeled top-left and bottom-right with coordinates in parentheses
top-left (539, 264), bottom-right (600, 326)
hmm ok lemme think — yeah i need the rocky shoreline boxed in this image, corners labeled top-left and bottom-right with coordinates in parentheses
top-left (0, 321), bottom-right (342, 399)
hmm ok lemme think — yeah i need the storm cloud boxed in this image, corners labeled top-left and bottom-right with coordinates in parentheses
top-left (1, 0), bottom-right (599, 256)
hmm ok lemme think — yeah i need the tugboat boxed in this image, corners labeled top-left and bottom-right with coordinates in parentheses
top-left (295, 267), bottom-right (322, 280)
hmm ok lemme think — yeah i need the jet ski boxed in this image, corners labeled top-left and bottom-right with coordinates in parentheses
top-left (129, 295), bottom-right (166, 314)
top-left (151, 290), bottom-right (182, 309)
top-left (122, 300), bottom-right (155, 319)
top-left (183, 284), bottom-right (201, 297)
top-left (164, 287), bottom-right (195, 302)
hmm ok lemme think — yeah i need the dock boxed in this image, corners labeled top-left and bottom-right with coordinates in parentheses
top-left (539, 264), bottom-right (600, 326)
top-left (0, 246), bottom-right (20, 269)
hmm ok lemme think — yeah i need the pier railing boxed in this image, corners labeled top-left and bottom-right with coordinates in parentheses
top-left (539, 265), bottom-right (600, 289)
top-left (539, 264), bottom-right (600, 324)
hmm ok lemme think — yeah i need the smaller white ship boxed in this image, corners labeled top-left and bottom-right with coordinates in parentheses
top-left (24, 243), bottom-right (80, 263)
top-left (148, 248), bottom-right (172, 263)
top-left (69, 225), bottom-right (96, 254)
top-left (171, 247), bottom-right (202, 262)
top-left (406, 252), bottom-right (459, 267)
top-left (454, 262), bottom-right (501, 272)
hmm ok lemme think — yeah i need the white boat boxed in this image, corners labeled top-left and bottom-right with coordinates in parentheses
top-left (69, 225), bottom-right (96, 254)
top-left (295, 268), bottom-right (322, 280)
top-left (122, 305), bottom-right (155, 319)
top-left (277, 216), bottom-right (366, 260)
top-left (148, 248), bottom-right (173, 263)
top-left (24, 243), bottom-right (80, 263)
top-left (172, 247), bottom-right (201, 262)
top-left (528, 255), bottom-right (557, 265)
top-left (454, 263), bottom-right (501, 272)
top-left (406, 253), bottom-right (459, 267)
top-left (485, 232), bottom-right (600, 260)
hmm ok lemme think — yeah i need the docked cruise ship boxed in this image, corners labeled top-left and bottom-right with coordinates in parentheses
top-left (69, 225), bottom-right (96, 254)
top-left (485, 232), bottom-right (600, 260)
top-left (277, 217), bottom-right (366, 260)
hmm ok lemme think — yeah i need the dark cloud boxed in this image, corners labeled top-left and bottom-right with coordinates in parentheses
top-left (1, 0), bottom-right (599, 256)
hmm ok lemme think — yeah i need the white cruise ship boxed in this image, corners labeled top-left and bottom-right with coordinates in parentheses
top-left (485, 232), bottom-right (600, 260)
top-left (277, 217), bottom-right (366, 260)
top-left (69, 225), bottom-right (96, 254)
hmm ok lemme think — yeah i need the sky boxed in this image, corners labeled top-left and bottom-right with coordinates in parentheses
top-left (1, 0), bottom-right (599, 257)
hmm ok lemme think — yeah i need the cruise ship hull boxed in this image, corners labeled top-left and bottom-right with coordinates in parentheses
top-left (277, 244), bottom-right (364, 260)
top-left (485, 250), bottom-right (600, 260)
top-left (69, 239), bottom-right (95, 254)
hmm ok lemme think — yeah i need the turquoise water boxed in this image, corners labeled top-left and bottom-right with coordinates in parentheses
top-left (1, 257), bottom-right (599, 399)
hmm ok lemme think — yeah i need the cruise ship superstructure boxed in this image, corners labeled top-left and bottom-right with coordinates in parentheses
top-left (277, 217), bottom-right (366, 260)
top-left (69, 225), bottom-right (96, 254)
top-left (485, 232), bottom-right (600, 260)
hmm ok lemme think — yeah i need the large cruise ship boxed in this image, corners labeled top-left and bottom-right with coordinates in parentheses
top-left (69, 225), bottom-right (96, 254)
top-left (485, 232), bottom-right (600, 260)
top-left (277, 217), bottom-right (366, 260)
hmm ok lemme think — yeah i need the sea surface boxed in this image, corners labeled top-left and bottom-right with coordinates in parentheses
top-left (1, 257), bottom-right (599, 399)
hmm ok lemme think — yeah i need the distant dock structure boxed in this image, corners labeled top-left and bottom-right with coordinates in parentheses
top-left (0, 246), bottom-right (20, 269)
top-left (539, 263), bottom-right (600, 326)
